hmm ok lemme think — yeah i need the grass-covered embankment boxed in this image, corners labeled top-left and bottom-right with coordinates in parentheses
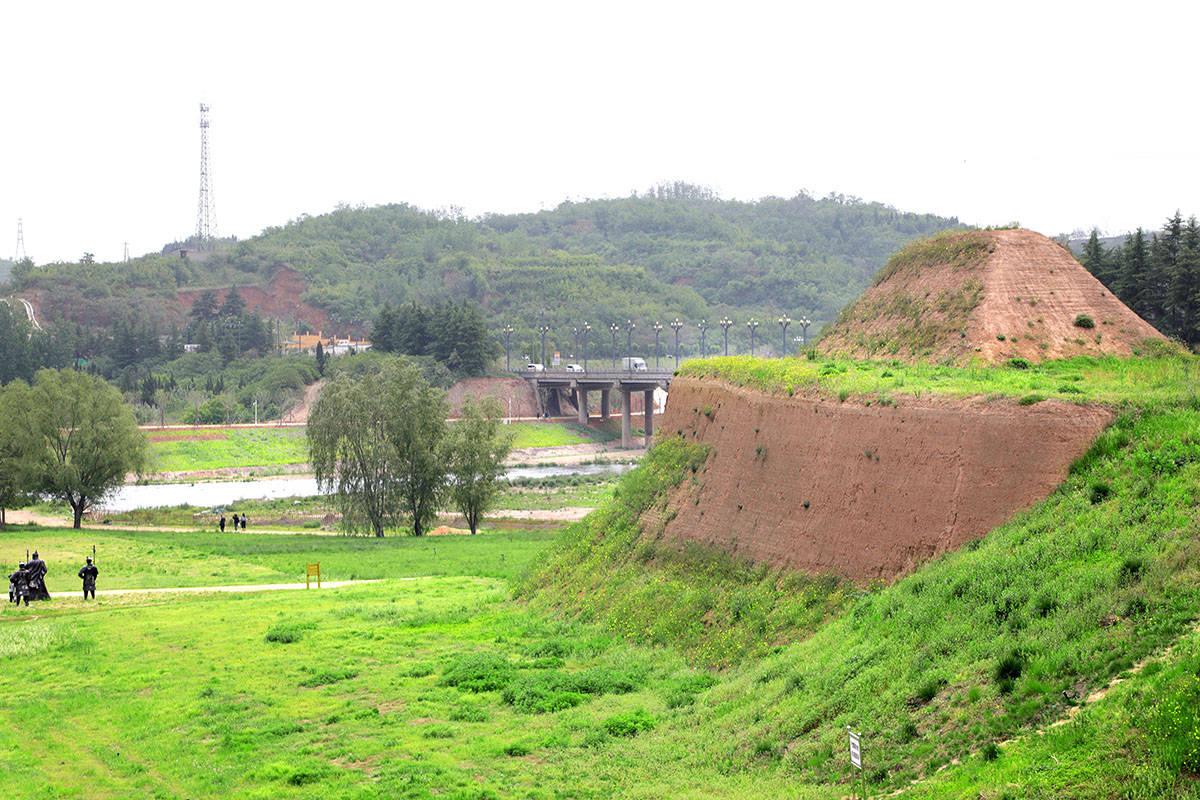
top-left (681, 345), bottom-right (1196, 407)
top-left (521, 352), bottom-right (1200, 795)
top-left (518, 437), bottom-right (853, 668)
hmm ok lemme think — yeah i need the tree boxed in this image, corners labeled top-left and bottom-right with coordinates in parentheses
top-left (0, 381), bottom-right (33, 529)
top-left (190, 290), bottom-right (220, 324)
top-left (442, 397), bottom-right (513, 534)
top-left (309, 359), bottom-right (448, 537)
top-left (21, 369), bottom-right (147, 528)
top-left (315, 340), bottom-right (327, 376)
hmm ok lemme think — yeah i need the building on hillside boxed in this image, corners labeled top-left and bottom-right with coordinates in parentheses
top-left (280, 331), bottom-right (372, 356)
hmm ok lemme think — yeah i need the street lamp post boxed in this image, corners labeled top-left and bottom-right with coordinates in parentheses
top-left (719, 316), bottom-right (733, 356)
top-left (747, 318), bottom-right (760, 356)
top-left (625, 319), bottom-right (635, 370)
top-left (610, 322), bottom-right (619, 367)
top-left (502, 324), bottom-right (514, 371)
top-left (537, 314), bottom-right (550, 368)
top-left (777, 315), bottom-right (791, 358)
top-left (671, 318), bottom-right (684, 365)
top-left (698, 320), bottom-right (709, 358)
top-left (582, 322), bottom-right (591, 370)
top-left (799, 316), bottom-right (812, 348)
top-left (572, 326), bottom-right (580, 363)
top-left (652, 322), bottom-right (663, 368)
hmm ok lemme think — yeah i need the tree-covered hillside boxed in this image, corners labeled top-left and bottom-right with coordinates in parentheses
top-left (7, 186), bottom-right (962, 358)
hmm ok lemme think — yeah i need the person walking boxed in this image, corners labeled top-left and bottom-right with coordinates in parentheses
top-left (8, 563), bottom-right (29, 607)
top-left (240, 513), bottom-right (248, 531)
top-left (78, 556), bottom-right (99, 600)
top-left (219, 515), bottom-right (226, 532)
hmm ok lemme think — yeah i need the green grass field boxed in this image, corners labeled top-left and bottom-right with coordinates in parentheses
top-left (6, 352), bottom-right (1200, 798)
top-left (146, 427), bottom-right (310, 472)
top-left (144, 422), bottom-right (615, 475)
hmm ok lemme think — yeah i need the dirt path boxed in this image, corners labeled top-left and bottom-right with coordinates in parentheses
top-left (282, 378), bottom-right (325, 424)
top-left (95, 579), bottom-right (382, 596)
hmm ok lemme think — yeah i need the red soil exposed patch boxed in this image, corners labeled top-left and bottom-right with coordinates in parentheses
top-left (819, 229), bottom-right (1164, 364)
top-left (175, 267), bottom-right (350, 335)
top-left (658, 376), bottom-right (1112, 582)
top-left (445, 377), bottom-right (539, 418)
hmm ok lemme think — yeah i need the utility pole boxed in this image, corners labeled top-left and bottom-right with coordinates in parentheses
top-left (196, 103), bottom-right (218, 249)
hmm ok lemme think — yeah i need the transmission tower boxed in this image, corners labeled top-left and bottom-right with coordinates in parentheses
top-left (13, 218), bottom-right (27, 262)
top-left (195, 102), bottom-right (218, 249)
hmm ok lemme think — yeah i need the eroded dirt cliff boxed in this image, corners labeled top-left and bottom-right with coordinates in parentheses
top-left (658, 376), bottom-right (1113, 581)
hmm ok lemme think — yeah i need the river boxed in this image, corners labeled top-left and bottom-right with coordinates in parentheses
top-left (98, 463), bottom-right (637, 513)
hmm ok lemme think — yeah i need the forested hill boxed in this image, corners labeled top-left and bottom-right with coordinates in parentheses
top-left (9, 186), bottom-right (962, 353)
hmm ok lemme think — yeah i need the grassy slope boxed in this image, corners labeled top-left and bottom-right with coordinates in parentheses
top-left (522, 353), bottom-right (1200, 795)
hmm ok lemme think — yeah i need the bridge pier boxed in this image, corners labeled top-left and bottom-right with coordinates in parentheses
top-left (600, 389), bottom-right (610, 420)
top-left (620, 387), bottom-right (632, 449)
top-left (576, 388), bottom-right (588, 425)
top-left (643, 389), bottom-right (654, 445)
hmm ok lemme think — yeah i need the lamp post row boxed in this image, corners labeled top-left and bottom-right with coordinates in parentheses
top-left (500, 314), bottom-right (813, 369)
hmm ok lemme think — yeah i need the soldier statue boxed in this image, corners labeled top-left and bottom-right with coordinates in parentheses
top-left (78, 556), bottom-right (99, 600)
top-left (9, 563), bottom-right (29, 606)
top-left (26, 551), bottom-right (49, 601)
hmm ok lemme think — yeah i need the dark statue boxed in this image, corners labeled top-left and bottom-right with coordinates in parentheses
top-left (9, 563), bottom-right (30, 606)
top-left (25, 551), bottom-right (49, 601)
top-left (78, 557), bottom-right (99, 600)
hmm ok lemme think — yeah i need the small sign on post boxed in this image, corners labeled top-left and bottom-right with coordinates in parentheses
top-left (306, 562), bottom-right (321, 589)
top-left (848, 729), bottom-right (862, 770)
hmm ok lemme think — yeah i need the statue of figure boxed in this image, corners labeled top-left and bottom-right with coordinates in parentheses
top-left (26, 551), bottom-right (49, 601)
top-left (78, 557), bottom-right (99, 600)
top-left (9, 563), bottom-right (29, 606)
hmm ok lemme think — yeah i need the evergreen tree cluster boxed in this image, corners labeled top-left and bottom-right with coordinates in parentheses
top-left (186, 288), bottom-right (272, 363)
top-left (1078, 212), bottom-right (1200, 348)
top-left (371, 300), bottom-right (498, 376)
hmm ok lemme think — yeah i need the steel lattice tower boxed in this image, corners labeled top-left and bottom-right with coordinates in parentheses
top-left (195, 103), bottom-right (218, 248)
top-left (13, 218), bottom-right (27, 262)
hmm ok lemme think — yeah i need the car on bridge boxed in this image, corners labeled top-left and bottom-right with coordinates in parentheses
top-left (564, 363), bottom-right (584, 372)
top-left (525, 363), bottom-right (545, 372)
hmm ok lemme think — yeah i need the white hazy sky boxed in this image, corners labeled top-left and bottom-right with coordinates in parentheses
top-left (3, 0), bottom-right (1198, 264)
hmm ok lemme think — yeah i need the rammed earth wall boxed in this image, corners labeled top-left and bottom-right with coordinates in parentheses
top-left (658, 376), bottom-right (1113, 582)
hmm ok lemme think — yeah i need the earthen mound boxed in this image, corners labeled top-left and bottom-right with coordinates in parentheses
top-left (818, 229), bottom-right (1165, 364)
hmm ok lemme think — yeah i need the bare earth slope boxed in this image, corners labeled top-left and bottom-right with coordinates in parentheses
top-left (818, 229), bottom-right (1164, 364)
top-left (658, 376), bottom-right (1113, 581)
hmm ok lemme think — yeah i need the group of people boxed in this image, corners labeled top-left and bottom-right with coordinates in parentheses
top-left (8, 552), bottom-right (100, 605)
top-left (218, 512), bottom-right (248, 532)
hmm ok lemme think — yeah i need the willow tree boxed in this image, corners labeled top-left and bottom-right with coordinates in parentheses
top-left (309, 359), bottom-right (448, 537)
top-left (23, 369), bottom-right (147, 528)
top-left (443, 398), bottom-right (513, 535)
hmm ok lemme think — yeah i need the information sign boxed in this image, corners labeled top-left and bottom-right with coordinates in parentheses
top-left (849, 730), bottom-right (861, 770)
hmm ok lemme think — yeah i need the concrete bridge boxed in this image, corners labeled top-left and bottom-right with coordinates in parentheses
top-left (519, 368), bottom-right (673, 448)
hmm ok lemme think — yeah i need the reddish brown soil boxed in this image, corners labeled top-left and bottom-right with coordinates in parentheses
top-left (176, 267), bottom-right (348, 335)
top-left (819, 229), bottom-right (1164, 364)
top-left (657, 376), bottom-right (1113, 582)
top-left (445, 377), bottom-right (539, 418)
